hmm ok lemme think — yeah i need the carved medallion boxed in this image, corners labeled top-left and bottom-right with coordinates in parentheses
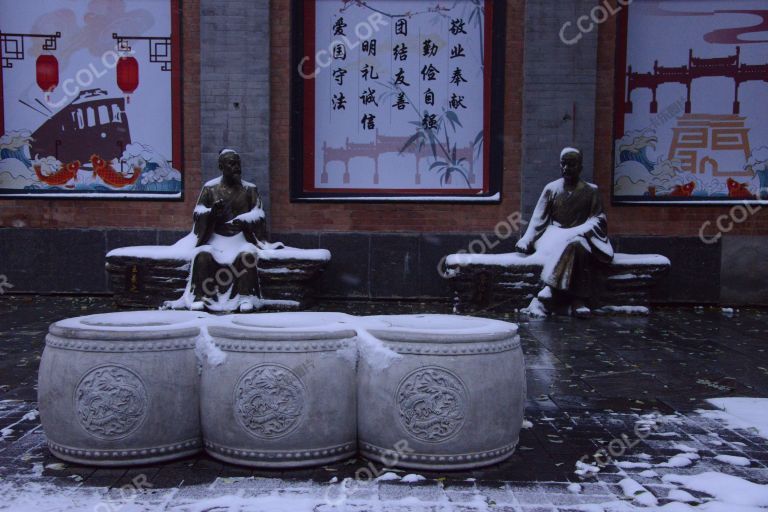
top-left (234, 364), bottom-right (306, 439)
top-left (75, 365), bottom-right (149, 439)
top-left (396, 366), bottom-right (468, 443)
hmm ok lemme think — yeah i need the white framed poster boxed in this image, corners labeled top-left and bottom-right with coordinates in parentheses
top-left (291, 0), bottom-right (505, 202)
top-left (0, 0), bottom-right (183, 199)
top-left (613, 0), bottom-right (768, 204)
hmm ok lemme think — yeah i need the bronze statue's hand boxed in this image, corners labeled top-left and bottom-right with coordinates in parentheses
top-left (515, 239), bottom-right (534, 255)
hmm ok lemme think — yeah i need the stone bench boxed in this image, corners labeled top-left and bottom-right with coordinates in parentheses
top-left (444, 252), bottom-right (671, 315)
top-left (39, 312), bottom-right (525, 470)
top-left (106, 233), bottom-right (330, 310)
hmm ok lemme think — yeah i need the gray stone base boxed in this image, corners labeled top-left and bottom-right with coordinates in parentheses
top-left (446, 253), bottom-right (671, 313)
top-left (47, 439), bottom-right (202, 467)
top-left (105, 252), bottom-right (327, 310)
top-left (1, 228), bottom-right (766, 305)
top-left (204, 440), bottom-right (356, 468)
top-left (359, 441), bottom-right (518, 471)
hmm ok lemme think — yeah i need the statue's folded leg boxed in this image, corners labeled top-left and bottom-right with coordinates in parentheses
top-left (190, 250), bottom-right (261, 304)
top-left (232, 251), bottom-right (261, 298)
top-left (190, 251), bottom-right (218, 301)
top-left (544, 238), bottom-right (593, 299)
top-left (190, 251), bottom-right (261, 310)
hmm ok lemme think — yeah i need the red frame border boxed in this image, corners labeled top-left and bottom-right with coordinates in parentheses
top-left (300, 0), bottom-right (494, 196)
top-left (613, 4), bottom-right (629, 143)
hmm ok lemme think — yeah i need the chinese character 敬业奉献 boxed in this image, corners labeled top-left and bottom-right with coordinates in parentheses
top-left (450, 18), bottom-right (467, 35)
top-left (449, 93), bottom-right (466, 109)
top-left (450, 44), bottom-right (466, 59)
top-left (450, 67), bottom-right (467, 85)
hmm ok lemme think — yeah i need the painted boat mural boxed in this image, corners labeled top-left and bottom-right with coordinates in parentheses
top-left (0, 0), bottom-right (181, 198)
top-left (31, 89), bottom-right (131, 166)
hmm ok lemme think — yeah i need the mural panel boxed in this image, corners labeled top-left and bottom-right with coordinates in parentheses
top-left (291, 0), bottom-right (504, 202)
top-left (0, 0), bottom-right (182, 199)
top-left (613, 0), bottom-right (768, 204)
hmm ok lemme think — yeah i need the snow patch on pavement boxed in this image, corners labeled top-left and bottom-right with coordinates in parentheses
top-left (714, 454), bottom-right (751, 466)
top-left (619, 478), bottom-right (658, 507)
top-left (662, 471), bottom-right (768, 507)
top-left (700, 397), bottom-right (768, 438)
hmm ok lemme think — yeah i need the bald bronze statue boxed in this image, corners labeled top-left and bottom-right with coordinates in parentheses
top-left (189, 150), bottom-right (267, 311)
top-left (516, 148), bottom-right (614, 316)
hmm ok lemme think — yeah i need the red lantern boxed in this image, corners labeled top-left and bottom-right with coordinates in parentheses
top-left (116, 56), bottom-right (139, 104)
top-left (36, 54), bottom-right (59, 102)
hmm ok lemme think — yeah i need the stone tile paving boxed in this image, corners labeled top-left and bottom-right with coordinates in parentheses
top-left (0, 296), bottom-right (767, 510)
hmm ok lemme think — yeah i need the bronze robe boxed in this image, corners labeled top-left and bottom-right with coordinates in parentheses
top-left (190, 179), bottom-right (266, 303)
top-left (519, 179), bottom-right (614, 298)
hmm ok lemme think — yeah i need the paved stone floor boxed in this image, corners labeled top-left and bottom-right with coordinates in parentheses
top-left (0, 296), bottom-right (767, 511)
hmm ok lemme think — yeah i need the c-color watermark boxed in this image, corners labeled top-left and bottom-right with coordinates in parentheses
top-left (46, 49), bottom-right (135, 109)
top-left (323, 440), bottom-right (413, 506)
top-left (560, 0), bottom-right (634, 46)
top-left (200, 252), bottom-right (259, 296)
top-left (94, 472), bottom-right (153, 512)
top-left (437, 212), bottom-right (527, 278)
top-left (699, 201), bottom-right (764, 245)
top-left (578, 414), bottom-right (659, 469)
top-left (298, 13), bottom-right (388, 79)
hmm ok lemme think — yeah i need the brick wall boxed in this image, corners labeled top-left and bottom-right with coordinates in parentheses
top-left (2, 0), bottom-right (764, 239)
top-left (520, 0), bottom-right (599, 219)
top-left (200, 0), bottom-right (271, 219)
top-left (268, 0), bottom-right (525, 233)
top-left (595, 4), bottom-right (768, 237)
top-left (2, 0), bottom-right (765, 304)
top-left (0, 0), bottom-right (201, 231)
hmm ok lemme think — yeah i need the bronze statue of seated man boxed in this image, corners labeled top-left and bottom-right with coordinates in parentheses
top-left (516, 147), bottom-right (614, 317)
top-left (188, 149), bottom-right (268, 312)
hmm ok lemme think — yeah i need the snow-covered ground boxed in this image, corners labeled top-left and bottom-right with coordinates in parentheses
top-left (1, 398), bottom-right (768, 511)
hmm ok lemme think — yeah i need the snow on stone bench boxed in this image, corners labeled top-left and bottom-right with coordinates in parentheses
top-left (443, 251), bottom-right (670, 314)
top-left (105, 233), bottom-right (331, 309)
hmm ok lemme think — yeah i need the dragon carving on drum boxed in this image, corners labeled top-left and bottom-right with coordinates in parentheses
top-left (75, 365), bottom-right (149, 439)
top-left (234, 364), bottom-right (306, 439)
top-left (396, 366), bottom-right (468, 443)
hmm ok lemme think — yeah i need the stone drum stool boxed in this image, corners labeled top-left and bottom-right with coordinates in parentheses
top-left (38, 311), bottom-right (208, 466)
top-left (358, 314), bottom-right (525, 470)
top-left (201, 313), bottom-right (358, 467)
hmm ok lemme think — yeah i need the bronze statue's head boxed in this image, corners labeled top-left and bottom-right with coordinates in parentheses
top-left (218, 149), bottom-right (242, 186)
top-left (560, 147), bottom-right (582, 186)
